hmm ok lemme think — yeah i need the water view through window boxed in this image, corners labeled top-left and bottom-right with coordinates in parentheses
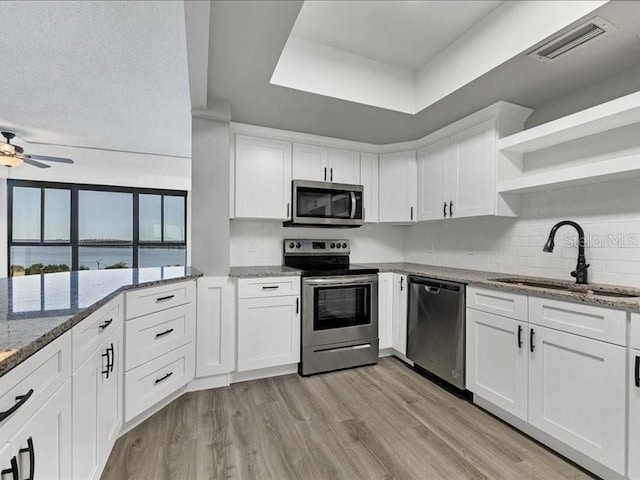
top-left (8, 181), bottom-right (187, 276)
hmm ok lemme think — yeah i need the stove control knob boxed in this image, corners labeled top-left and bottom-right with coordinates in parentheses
top-left (330, 242), bottom-right (335, 248)
top-left (342, 243), bottom-right (347, 249)
top-left (289, 242), bottom-right (295, 249)
top-left (335, 243), bottom-right (341, 249)
top-left (296, 242), bottom-right (301, 249)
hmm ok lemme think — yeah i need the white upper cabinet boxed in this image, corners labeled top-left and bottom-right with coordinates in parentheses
top-left (235, 135), bottom-right (292, 220)
top-left (328, 148), bottom-right (360, 184)
top-left (417, 139), bottom-right (451, 221)
top-left (447, 119), bottom-right (497, 219)
top-left (379, 150), bottom-right (417, 223)
top-left (292, 143), bottom-right (328, 181)
top-left (292, 143), bottom-right (360, 184)
top-left (418, 119), bottom-right (498, 221)
top-left (360, 152), bottom-right (379, 223)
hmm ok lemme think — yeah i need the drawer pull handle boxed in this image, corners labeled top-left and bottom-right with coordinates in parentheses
top-left (261, 286), bottom-right (280, 290)
top-left (635, 356), bottom-right (640, 388)
top-left (0, 389), bottom-right (34, 423)
top-left (98, 319), bottom-right (113, 330)
top-left (1, 456), bottom-right (18, 480)
top-left (156, 295), bottom-right (175, 303)
top-left (155, 372), bottom-right (173, 384)
top-left (155, 328), bottom-right (174, 339)
top-left (18, 437), bottom-right (34, 480)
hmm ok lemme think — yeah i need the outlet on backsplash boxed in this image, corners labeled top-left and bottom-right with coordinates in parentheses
top-left (248, 241), bottom-right (257, 253)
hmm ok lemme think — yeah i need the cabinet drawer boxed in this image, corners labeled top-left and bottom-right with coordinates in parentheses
top-left (125, 281), bottom-right (195, 320)
top-left (124, 343), bottom-right (194, 422)
top-left (529, 296), bottom-right (626, 345)
top-left (125, 303), bottom-right (196, 371)
top-left (72, 298), bottom-right (123, 371)
top-left (0, 332), bottom-right (71, 439)
top-left (466, 286), bottom-right (527, 321)
top-left (630, 313), bottom-right (640, 350)
top-left (237, 276), bottom-right (300, 299)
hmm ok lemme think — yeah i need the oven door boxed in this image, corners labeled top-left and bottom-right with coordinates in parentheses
top-left (292, 180), bottom-right (364, 227)
top-left (302, 275), bottom-right (378, 347)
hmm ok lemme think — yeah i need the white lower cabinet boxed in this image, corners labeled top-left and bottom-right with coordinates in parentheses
top-left (528, 325), bottom-right (626, 474)
top-left (237, 295), bottom-right (300, 371)
top-left (629, 348), bottom-right (640, 480)
top-left (466, 309), bottom-right (527, 421)
top-left (72, 326), bottom-right (123, 480)
top-left (392, 274), bottom-right (408, 355)
top-left (8, 380), bottom-right (72, 480)
top-left (377, 272), bottom-right (394, 350)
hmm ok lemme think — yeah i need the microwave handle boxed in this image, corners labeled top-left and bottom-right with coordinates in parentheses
top-left (350, 192), bottom-right (357, 219)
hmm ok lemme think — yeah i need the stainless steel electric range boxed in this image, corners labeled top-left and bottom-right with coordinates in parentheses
top-left (284, 239), bottom-right (379, 376)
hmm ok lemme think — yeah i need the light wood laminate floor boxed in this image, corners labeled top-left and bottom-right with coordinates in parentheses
top-left (102, 357), bottom-right (593, 480)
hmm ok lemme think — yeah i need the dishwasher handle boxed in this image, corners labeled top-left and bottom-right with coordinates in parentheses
top-left (408, 275), bottom-right (464, 293)
top-left (423, 286), bottom-right (440, 294)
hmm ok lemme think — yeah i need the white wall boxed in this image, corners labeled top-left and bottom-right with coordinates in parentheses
top-left (405, 178), bottom-right (640, 288)
top-left (230, 220), bottom-right (405, 266)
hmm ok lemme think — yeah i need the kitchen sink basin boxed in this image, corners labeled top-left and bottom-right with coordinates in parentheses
top-left (490, 278), bottom-right (640, 298)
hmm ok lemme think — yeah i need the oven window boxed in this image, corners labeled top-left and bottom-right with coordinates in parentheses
top-left (297, 188), bottom-right (353, 219)
top-left (314, 284), bottom-right (370, 330)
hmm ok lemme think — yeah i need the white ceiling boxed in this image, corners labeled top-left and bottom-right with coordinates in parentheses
top-left (293, 0), bottom-right (504, 71)
top-left (0, 1), bottom-right (191, 158)
top-left (208, 0), bottom-right (640, 144)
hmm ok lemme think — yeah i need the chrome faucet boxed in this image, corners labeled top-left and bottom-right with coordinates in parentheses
top-left (542, 220), bottom-right (590, 284)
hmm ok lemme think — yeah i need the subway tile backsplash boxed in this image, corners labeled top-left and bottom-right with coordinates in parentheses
top-left (231, 178), bottom-right (640, 288)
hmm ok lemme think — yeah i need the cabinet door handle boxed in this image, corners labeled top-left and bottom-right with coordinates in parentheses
top-left (155, 328), bottom-right (174, 339)
top-left (107, 343), bottom-right (114, 374)
top-left (635, 356), bottom-right (640, 388)
top-left (517, 325), bottom-right (523, 349)
top-left (262, 285), bottom-right (279, 290)
top-left (0, 389), bottom-right (34, 423)
top-left (156, 294), bottom-right (175, 303)
top-left (98, 319), bottom-right (113, 330)
top-left (18, 437), bottom-right (34, 480)
top-left (1, 456), bottom-right (18, 480)
top-left (324, 167), bottom-right (327, 181)
top-left (330, 168), bottom-right (333, 182)
top-left (400, 277), bottom-right (404, 291)
top-left (155, 372), bottom-right (173, 385)
top-left (296, 297), bottom-right (299, 314)
top-left (443, 202), bottom-right (447, 218)
top-left (449, 201), bottom-right (453, 217)
top-left (102, 350), bottom-right (110, 379)
top-left (410, 206), bottom-right (414, 221)
top-left (530, 328), bottom-right (535, 352)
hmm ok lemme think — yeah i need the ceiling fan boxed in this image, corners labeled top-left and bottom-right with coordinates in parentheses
top-left (0, 131), bottom-right (74, 169)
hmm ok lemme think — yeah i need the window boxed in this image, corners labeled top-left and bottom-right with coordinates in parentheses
top-left (8, 180), bottom-right (187, 276)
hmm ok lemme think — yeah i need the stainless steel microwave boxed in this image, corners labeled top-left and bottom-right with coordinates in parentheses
top-left (284, 180), bottom-right (364, 228)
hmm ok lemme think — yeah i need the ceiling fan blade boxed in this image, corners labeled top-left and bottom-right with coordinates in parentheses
top-left (22, 157), bottom-right (51, 169)
top-left (28, 154), bottom-right (73, 164)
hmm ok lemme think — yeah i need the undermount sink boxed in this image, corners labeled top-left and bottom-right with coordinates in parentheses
top-left (490, 278), bottom-right (640, 299)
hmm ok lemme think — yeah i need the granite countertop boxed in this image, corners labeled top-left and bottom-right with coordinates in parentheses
top-left (364, 262), bottom-right (640, 312)
top-left (229, 265), bottom-right (301, 278)
top-left (0, 266), bottom-right (202, 377)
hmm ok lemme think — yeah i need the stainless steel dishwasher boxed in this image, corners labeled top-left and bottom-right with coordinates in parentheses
top-left (407, 276), bottom-right (466, 389)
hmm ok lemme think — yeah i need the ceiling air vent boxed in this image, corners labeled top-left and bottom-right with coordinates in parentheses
top-left (528, 16), bottom-right (617, 63)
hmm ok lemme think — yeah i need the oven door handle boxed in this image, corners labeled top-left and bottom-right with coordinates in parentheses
top-left (350, 191), bottom-right (357, 219)
top-left (303, 276), bottom-right (378, 287)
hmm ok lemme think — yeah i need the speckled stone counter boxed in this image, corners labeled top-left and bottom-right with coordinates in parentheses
top-left (0, 266), bottom-right (202, 377)
top-left (229, 265), bottom-right (301, 278)
top-left (364, 262), bottom-right (640, 313)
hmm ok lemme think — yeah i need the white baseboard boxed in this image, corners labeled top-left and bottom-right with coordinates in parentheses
top-left (230, 363), bottom-right (298, 383)
top-left (379, 347), bottom-right (395, 357)
top-left (187, 373), bottom-right (231, 392)
top-left (474, 396), bottom-right (623, 480)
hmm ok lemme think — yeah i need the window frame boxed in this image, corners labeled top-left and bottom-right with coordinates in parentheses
top-left (7, 179), bottom-right (188, 276)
